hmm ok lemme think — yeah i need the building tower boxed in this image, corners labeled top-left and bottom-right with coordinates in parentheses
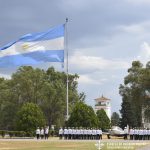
top-left (94, 95), bottom-right (111, 120)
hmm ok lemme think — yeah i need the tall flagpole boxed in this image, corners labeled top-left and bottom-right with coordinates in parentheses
top-left (65, 18), bottom-right (69, 121)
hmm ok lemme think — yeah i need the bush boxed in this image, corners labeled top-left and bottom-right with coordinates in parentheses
top-left (8, 131), bottom-right (14, 138)
top-left (16, 103), bottom-right (46, 133)
top-left (13, 131), bottom-right (26, 137)
top-left (67, 102), bottom-right (99, 128)
top-left (48, 128), bottom-right (59, 137)
top-left (0, 130), bottom-right (35, 138)
top-left (0, 130), bottom-right (6, 138)
top-left (25, 131), bottom-right (35, 137)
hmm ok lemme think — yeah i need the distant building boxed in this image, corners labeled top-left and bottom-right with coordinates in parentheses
top-left (94, 95), bottom-right (111, 120)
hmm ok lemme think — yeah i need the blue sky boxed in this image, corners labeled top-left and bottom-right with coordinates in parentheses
top-left (0, 0), bottom-right (150, 114)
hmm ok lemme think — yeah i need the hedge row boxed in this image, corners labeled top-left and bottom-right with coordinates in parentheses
top-left (0, 130), bottom-right (35, 138)
top-left (0, 129), bottom-right (59, 138)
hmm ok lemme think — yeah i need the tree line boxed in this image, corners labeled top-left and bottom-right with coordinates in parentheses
top-left (119, 61), bottom-right (150, 128)
top-left (0, 66), bottom-right (85, 132)
top-left (0, 60), bottom-right (148, 134)
top-left (0, 66), bottom-right (111, 134)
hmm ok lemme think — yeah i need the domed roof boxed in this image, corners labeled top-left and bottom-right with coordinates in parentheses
top-left (95, 95), bottom-right (110, 101)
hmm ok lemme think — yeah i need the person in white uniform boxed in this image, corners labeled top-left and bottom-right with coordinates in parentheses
top-left (36, 127), bottom-right (40, 140)
top-left (129, 128), bottom-right (133, 140)
top-left (44, 126), bottom-right (49, 140)
top-left (59, 127), bottom-right (63, 140)
top-left (64, 127), bottom-right (68, 140)
top-left (40, 127), bottom-right (44, 139)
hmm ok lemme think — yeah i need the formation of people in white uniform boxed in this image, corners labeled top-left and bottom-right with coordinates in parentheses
top-left (36, 126), bottom-right (49, 140)
top-left (129, 128), bottom-right (150, 140)
top-left (59, 127), bottom-right (150, 140)
top-left (59, 127), bottom-right (102, 140)
top-left (36, 126), bottom-right (150, 140)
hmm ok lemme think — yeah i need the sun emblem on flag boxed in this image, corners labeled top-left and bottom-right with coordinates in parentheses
top-left (22, 43), bottom-right (29, 50)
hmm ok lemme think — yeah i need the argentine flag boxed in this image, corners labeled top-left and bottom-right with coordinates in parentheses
top-left (0, 24), bottom-right (65, 67)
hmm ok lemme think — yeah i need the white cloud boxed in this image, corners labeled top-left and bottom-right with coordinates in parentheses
top-left (70, 51), bottom-right (130, 73)
top-left (119, 21), bottom-right (150, 35)
top-left (119, 24), bottom-right (144, 34)
top-left (137, 42), bottom-right (150, 64)
top-left (0, 74), bottom-right (11, 79)
top-left (61, 0), bottom-right (92, 11)
top-left (78, 75), bottom-right (97, 85)
top-left (127, 0), bottom-right (150, 4)
top-left (78, 74), bottom-right (107, 85)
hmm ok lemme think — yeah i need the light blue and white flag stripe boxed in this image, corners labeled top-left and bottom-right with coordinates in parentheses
top-left (0, 24), bottom-right (65, 67)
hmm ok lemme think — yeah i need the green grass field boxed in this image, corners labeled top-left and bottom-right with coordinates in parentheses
top-left (0, 140), bottom-right (149, 150)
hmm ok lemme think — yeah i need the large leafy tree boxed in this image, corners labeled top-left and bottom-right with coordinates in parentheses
top-left (140, 61), bottom-right (150, 120)
top-left (16, 103), bottom-right (45, 133)
top-left (11, 66), bottom-right (46, 104)
top-left (120, 61), bottom-right (150, 127)
top-left (67, 102), bottom-right (98, 128)
top-left (119, 95), bottom-right (137, 128)
top-left (96, 109), bottom-right (111, 130)
top-left (0, 78), bottom-right (19, 130)
top-left (40, 67), bottom-right (82, 127)
top-left (0, 66), bottom-right (85, 130)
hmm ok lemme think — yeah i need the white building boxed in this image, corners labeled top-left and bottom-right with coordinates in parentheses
top-left (94, 95), bottom-right (111, 120)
